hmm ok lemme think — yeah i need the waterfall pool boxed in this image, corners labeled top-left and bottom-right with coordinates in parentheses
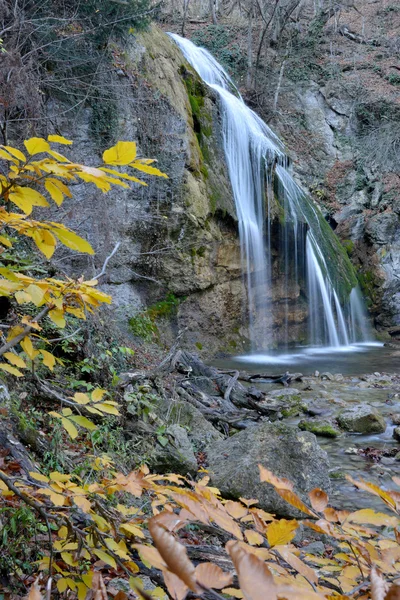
top-left (216, 342), bottom-right (395, 376)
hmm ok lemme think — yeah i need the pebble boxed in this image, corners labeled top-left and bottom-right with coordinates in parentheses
top-left (314, 371), bottom-right (319, 377)
top-left (381, 457), bottom-right (395, 466)
top-left (395, 452), bottom-right (400, 461)
top-left (393, 426), bottom-right (400, 442)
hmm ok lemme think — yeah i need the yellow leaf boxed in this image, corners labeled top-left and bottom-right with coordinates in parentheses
top-left (93, 549), bottom-right (117, 569)
top-left (14, 186), bottom-right (49, 207)
top-left (24, 137), bottom-right (51, 155)
top-left (76, 583), bottom-right (89, 600)
top-left (103, 141), bottom-right (137, 165)
top-left (74, 495), bottom-right (92, 513)
top-left (49, 472), bottom-right (70, 482)
top-left (94, 402), bottom-right (120, 416)
top-left (3, 146), bottom-right (26, 162)
top-left (244, 530), bottom-right (264, 546)
top-left (130, 162), bottom-right (168, 178)
top-left (48, 134), bottom-right (73, 145)
top-left (222, 588), bottom-right (243, 598)
top-left (32, 229), bottom-right (57, 259)
top-left (58, 526), bottom-right (68, 539)
top-left (40, 349), bottom-right (56, 371)
top-left (0, 362), bottom-right (23, 377)
top-left (91, 388), bottom-right (107, 401)
top-left (348, 509), bottom-right (399, 527)
top-left (258, 465), bottom-right (294, 491)
top-left (276, 489), bottom-right (317, 517)
top-left (57, 579), bottom-right (69, 593)
top-left (21, 336), bottom-right (38, 360)
top-left (4, 352), bottom-right (27, 369)
top-left (45, 180), bottom-right (64, 206)
top-left (120, 523), bottom-right (145, 539)
top-left (73, 392), bottom-right (91, 405)
top-left (61, 417), bottom-right (78, 439)
top-left (69, 415), bottom-right (97, 430)
top-left (29, 471), bottom-right (49, 483)
top-left (0, 235), bottom-right (13, 248)
top-left (25, 284), bottom-right (45, 306)
top-left (105, 538), bottom-right (130, 560)
top-left (266, 519), bottom-right (298, 547)
top-left (49, 308), bottom-right (66, 328)
top-left (52, 228), bottom-right (94, 254)
top-left (61, 552), bottom-right (78, 567)
top-left (38, 488), bottom-right (66, 506)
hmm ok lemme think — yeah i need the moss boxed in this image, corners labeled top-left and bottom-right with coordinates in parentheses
top-left (298, 420), bottom-right (340, 438)
top-left (279, 395), bottom-right (307, 418)
top-left (195, 342), bottom-right (203, 350)
top-left (342, 239), bottom-right (355, 255)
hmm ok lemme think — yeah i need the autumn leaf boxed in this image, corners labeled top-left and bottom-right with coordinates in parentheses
top-left (266, 519), bottom-right (298, 547)
top-left (226, 540), bottom-right (277, 600)
top-left (195, 562), bottom-right (233, 589)
top-left (258, 465), bottom-right (293, 491)
top-left (103, 141), bottom-right (137, 165)
top-left (148, 517), bottom-right (198, 592)
top-left (309, 488), bottom-right (329, 513)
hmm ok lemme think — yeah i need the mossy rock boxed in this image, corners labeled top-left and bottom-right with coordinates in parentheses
top-left (298, 419), bottom-right (340, 438)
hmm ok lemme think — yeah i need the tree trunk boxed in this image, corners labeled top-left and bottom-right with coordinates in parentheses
top-left (246, 2), bottom-right (253, 88)
top-left (182, 0), bottom-right (190, 36)
top-left (209, 0), bottom-right (218, 24)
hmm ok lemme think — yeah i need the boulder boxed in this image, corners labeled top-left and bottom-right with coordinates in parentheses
top-left (207, 422), bottom-right (330, 517)
top-left (151, 425), bottom-right (198, 476)
top-left (337, 405), bottom-right (386, 434)
top-left (393, 427), bottom-right (400, 442)
top-left (298, 419), bottom-right (340, 438)
top-left (392, 414), bottom-right (400, 426)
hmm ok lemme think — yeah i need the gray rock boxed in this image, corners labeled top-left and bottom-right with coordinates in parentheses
top-left (393, 427), bottom-right (400, 442)
top-left (391, 414), bottom-right (400, 426)
top-left (207, 422), bottom-right (330, 517)
top-left (154, 398), bottom-right (223, 450)
top-left (320, 372), bottom-right (335, 381)
top-left (303, 541), bottom-right (325, 556)
top-left (337, 405), bottom-right (386, 434)
top-left (151, 424), bottom-right (198, 476)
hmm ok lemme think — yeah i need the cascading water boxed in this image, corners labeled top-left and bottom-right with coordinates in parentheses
top-left (169, 33), bottom-right (373, 351)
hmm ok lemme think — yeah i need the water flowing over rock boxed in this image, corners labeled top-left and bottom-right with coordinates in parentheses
top-left (207, 422), bottom-right (331, 517)
top-left (169, 34), bottom-right (371, 350)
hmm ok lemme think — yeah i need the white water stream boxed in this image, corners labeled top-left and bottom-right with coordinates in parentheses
top-left (169, 33), bottom-right (373, 352)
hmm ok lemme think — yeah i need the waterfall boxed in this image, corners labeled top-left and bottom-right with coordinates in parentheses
top-left (169, 33), bottom-right (373, 349)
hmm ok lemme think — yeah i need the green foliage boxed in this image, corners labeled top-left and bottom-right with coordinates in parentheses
top-left (191, 25), bottom-right (246, 77)
top-left (129, 312), bottom-right (158, 342)
top-left (0, 505), bottom-right (43, 582)
top-left (129, 293), bottom-right (182, 341)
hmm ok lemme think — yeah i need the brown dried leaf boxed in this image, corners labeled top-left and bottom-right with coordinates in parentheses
top-left (152, 510), bottom-right (188, 532)
top-left (163, 570), bottom-right (189, 600)
top-left (27, 581), bottom-right (44, 600)
top-left (371, 567), bottom-right (389, 600)
top-left (276, 489), bottom-right (317, 517)
top-left (258, 465), bottom-right (293, 491)
top-left (225, 500), bottom-right (248, 520)
top-left (226, 540), bottom-right (277, 600)
top-left (91, 572), bottom-right (108, 600)
top-left (148, 518), bottom-right (198, 592)
top-left (385, 585), bottom-right (400, 600)
top-left (195, 562), bottom-right (233, 589)
top-left (277, 546), bottom-right (318, 584)
top-left (133, 544), bottom-right (167, 571)
top-left (309, 488), bottom-right (329, 513)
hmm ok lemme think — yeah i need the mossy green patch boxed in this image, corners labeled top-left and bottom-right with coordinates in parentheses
top-left (298, 419), bottom-right (340, 438)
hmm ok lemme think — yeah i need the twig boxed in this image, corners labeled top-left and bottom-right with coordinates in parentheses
top-left (47, 327), bottom-right (83, 343)
top-left (0, 305), bottom-right (52, 357)
top-left (94, 241), bottom-right (121, 279)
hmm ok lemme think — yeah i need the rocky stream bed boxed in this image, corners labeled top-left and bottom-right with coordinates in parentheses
top-left (118, 344), bottom-right (400, 518)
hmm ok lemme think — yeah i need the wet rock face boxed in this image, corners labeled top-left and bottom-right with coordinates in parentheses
top-left (298, 419), bottom-right (341, 438)
top-left (337, 405), bottom-right (387, 434)
top-left (207, 422), bottom-right (331, 517)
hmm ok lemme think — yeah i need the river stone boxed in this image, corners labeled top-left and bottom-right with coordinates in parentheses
top-left (393, 427), bottom-right (400, 442)
top-left (270, 388), bottom-right (307, 417)
top-left (207, 422), bottom-right (330, 517)
top-left (337, 405), bottom-right (386, 434)
top-left (392, 414), bottom-right (400, 426)
top-left (298, 419), bottom-right (340, 438)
